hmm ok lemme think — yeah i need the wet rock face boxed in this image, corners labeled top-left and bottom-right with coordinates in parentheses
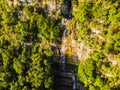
top-left (64, 37), bottom-right (92, 64)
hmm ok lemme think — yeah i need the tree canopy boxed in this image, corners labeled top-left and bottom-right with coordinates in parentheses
top-left (0, 0), bottom-right (62, 90)
top-left (74, 0), bottom-right (120, 89)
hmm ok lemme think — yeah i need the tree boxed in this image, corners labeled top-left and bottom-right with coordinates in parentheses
top-left (75, 0), bottom-right (120, 89)
top-left (0, 0), bottom-right (62, 89)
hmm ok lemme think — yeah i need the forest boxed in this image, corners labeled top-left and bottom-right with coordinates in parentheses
top-left (0, 0), bottom-right (120, 90)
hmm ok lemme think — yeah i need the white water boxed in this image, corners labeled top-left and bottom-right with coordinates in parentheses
top-left (72, 74), bottom-right (76, 90)
top-left (63, 28), bottom-right (67, 37)
top-left (59, 28), bottom-right (67, 71)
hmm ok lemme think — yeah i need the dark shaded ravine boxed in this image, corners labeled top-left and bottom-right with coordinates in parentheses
top-left (53, 63), bottom-right (84, 90)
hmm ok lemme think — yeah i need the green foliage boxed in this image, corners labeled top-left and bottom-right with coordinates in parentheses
top-left (78, 59), bottom-right (95, 85)
top-left (76, 0), bottom-right (120, 90)
top-left (24, 5), bottom-right (34, 18)
top-left (1, 0), bottom-right (120, 90)
top-left (0, 1), bottom-right (62, 90)
top-left (73, 2), bottom-right (91, 23)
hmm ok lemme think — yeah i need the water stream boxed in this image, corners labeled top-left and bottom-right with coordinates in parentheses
top-left (59, 28), bottom-right (67, 71)
top-left (59, 28), bottom-right (76, 90)
top-left (72, 73), bottom-right (76, 90)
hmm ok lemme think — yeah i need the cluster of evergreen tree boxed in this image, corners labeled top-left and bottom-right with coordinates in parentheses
top-left (0, 0), bottom-right (62, 90)
top-left (73, 0), bottom-right (120, 90)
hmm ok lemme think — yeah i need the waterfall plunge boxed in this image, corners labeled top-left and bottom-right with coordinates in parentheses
top-left (59, 28), bottom-right (67, 71)
top-left (59, 28), bottom-right (76, 90)
top-left (72, 74), bottom-right (76, 90)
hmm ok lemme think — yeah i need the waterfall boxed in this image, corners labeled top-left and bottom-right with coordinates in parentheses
top-left (59, 28), bottom-right (67, 71)
top-left (72, 73), bottom-right (76, 90)
top-left (59, 28), bottom-right (76, 89)
top-left (68, 4), bottom-right (72, 19)
top-left (63, 28), bottom-right (67, 37)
